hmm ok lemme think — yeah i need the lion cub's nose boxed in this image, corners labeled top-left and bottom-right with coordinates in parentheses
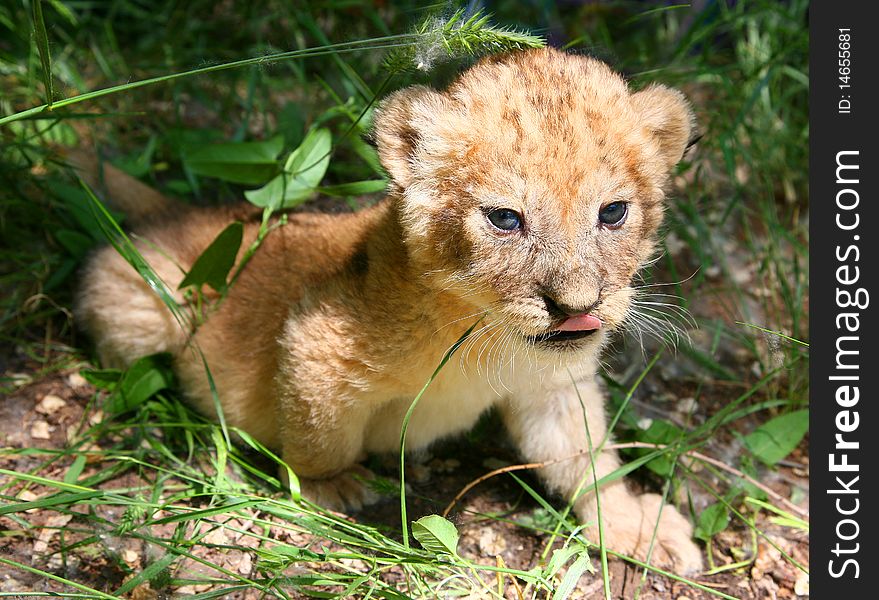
top-left (543, 295), bottom-right (598, 318)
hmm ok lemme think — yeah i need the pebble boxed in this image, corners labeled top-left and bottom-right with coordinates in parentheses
top-left (123, 549), bottom-right (140, 566)
top-left (36, 394), bottom-right (67, 415)
top-left (677, 397), bottom-right (698, 414)
top-left (794, 572), bottom-right (809, 596)
top-left (477, 529), bottom-right (507, 555)
top-left (18, 490), bottom-right (41, 513)
top-left (67, 372), bottom-right (88, 388)
top-left (0, 578), bottom-right (24, 592)
top-left (202, 527), bottom-right (229, 546)
top-left (9, 373), bottom-right (32, 388)
top-left (409, 464), bottom-right (431, 483)
top-left (30, 420), bottom-right (51, 440)
top-left (33, 514), bottom-right (73, 555)
top-left (89, 409), bottom-right (104, 425)
top-left (237, 552), bottom-right (253, 575)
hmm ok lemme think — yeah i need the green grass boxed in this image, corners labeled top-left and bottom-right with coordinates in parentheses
top-left (1, 1), bottom-right (808, 598)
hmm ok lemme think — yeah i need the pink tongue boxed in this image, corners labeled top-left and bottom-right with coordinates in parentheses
top-left (554, 313), bottom-right (603, 332)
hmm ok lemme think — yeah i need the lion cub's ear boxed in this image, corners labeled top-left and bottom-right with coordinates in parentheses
top-left (630, 83), bottom-right (697, 170)
top-left (373, 85), bottom-right (448, 190)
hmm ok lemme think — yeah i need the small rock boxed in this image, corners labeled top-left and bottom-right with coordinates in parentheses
top-left (67, 372), bottom-right (88, 388)
top-left (732, 265), bottom-right (753, 285)
top-left (202, 526), bottom-right (229, 546)
top-left (46, 554), bottom-right (64, 570)
top-left (410, 464), bottom-right (431, 483)
top-left (9, 373), bottom-right (32, 388)
top-left (18, 490), bottom-right (41, 513)
top-left (0, 577), bottom-right (24, 592)
top-left (637, 417), bottom-right (654, 430)
top-left (666, 233), bottom-right (685, 254)
top-left (677, 397), bottom-right (697, 414)
top-left (794, 572), bottom-right (809, 596)
top-left (238, 552), bottom-right (253, 575)
top-left (33, 514), bottom-right (73, 556)
top-left (477, 529), bottom-right (507, 556)
top-left (30, 420), bottom-right (51, 440)
top-left (129, 583), bottom-right (158, 600)
top-left (36, 394), bottom-right (67, 415)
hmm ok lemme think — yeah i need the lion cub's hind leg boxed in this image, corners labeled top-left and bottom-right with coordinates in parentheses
top-left (76, 244), bottom-right (187, 368)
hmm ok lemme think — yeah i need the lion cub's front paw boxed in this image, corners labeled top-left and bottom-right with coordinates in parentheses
top-left (296, 466), bottom-right (380, 512)
top-left (593, 492), bottom-right (703, 575)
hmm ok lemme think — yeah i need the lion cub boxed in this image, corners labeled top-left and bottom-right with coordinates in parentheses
top-left (77, 48), bottom-right (702, 573)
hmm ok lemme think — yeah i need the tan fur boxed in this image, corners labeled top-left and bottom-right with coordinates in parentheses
top-left (76, 48), bottom-right (702, 573)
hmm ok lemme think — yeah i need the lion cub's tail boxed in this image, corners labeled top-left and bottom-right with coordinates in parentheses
top-left (66, 148), bottom-right (173, 227)
top-left (69, 149), bottom-right (190, 368)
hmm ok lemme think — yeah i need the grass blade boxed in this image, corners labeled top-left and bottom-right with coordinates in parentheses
top-left (31, 0), bottom-right (54, 106)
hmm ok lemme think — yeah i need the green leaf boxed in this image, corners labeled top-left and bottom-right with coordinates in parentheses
top-left (184, 135), bottom-right (283, 185)
top-left (55, 229), bottom-right (95, 258)
top-left (113, 553), bottom-right (178, 597)
top-left (112, 135), bottom-right (158, 178)
top-left (63, 454), bottom-right (87, 485)
top-left (694, 502), bottom-right (730, 543)
top-left (633, 419), bottom-right (683, 477)
top-left (317, 179), bottom-right (387, 197)
top-left (744, 497), bottom-right (809, 532)
top-left (50, 180), bottom-right (124, 242)
top-left (552, 551), bottom-right (592, 600)
top-left (546, 545), bottom-right (582, 579)
top-left (178, 222), bottom-right (244, 292)
top-left (45, 0), bottom-right (78, 25)
top-left (744, 409), bottom-right (808, 466)
top-left (411, 514), bottom-right (459, 556)
top-left (277, 102), bottom-right (305, 148)
top-left (108, 354), bottom-right (173, 413)
top-left (347, 133), bottom-right (384, 176)
top-left (731, 454), bottom-right (769, 501)
top-left (80, 367), bottom-right (122, 389)
top-left (245, 128), bottom-right (331, 209)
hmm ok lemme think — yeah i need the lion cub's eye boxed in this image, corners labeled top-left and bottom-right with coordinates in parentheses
top-left (598, 201), bottom-right (628, 228)
top-left (486, 208), bottom-right (523, 232)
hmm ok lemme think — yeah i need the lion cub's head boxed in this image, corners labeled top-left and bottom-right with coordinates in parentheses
top-left (374, 48), bottom-right (695, 356)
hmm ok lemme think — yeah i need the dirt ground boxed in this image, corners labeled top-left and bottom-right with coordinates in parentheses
top-left (0, 332), bottom-right (809, 599)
